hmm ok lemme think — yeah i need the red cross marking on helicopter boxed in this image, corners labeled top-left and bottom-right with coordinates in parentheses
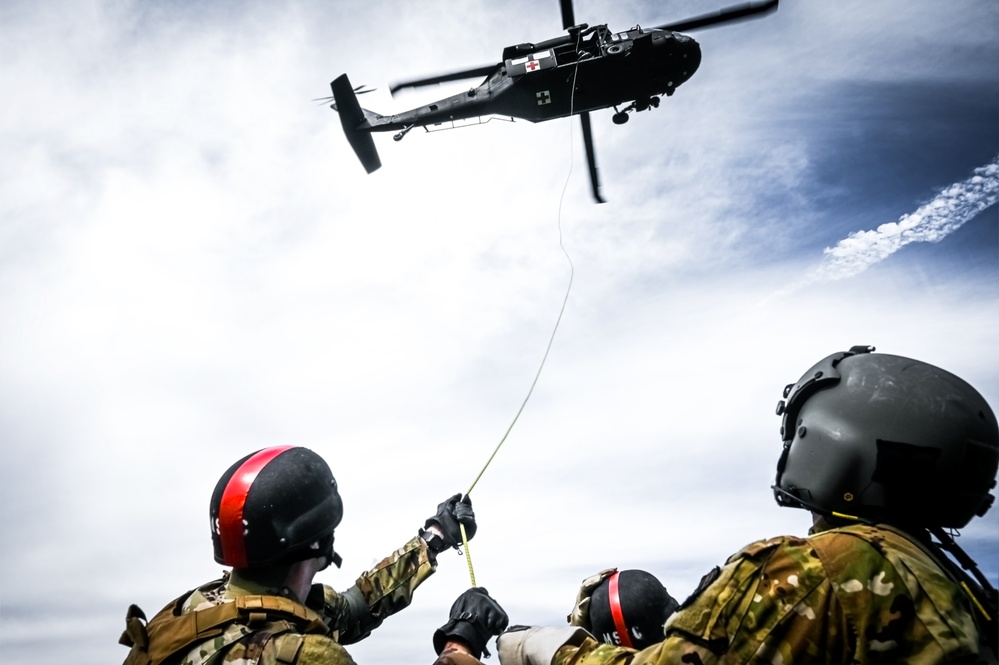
top-left (525, 60), bottom-right (541, 72)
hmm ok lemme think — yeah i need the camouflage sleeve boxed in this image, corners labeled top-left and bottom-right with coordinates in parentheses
top-left (434, 646), bottom-right (488, 665)
top-left (552, 528), bottom-right (984, 665)
top-left (311, 535), bottom-right (437, 645)
top-left (552, 636), bottom-right (665, 665)
top-left (658, 535), bottom-right (849, 665)
top-left (554, 536), bottom-right (846, 665)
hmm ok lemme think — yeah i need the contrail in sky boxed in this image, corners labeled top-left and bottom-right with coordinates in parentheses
top-left (778, 156), bottom-right (999, 295)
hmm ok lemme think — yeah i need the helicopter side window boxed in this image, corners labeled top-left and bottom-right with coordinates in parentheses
top-left (554, 43), bottom-right (578, 65)
top-left (573, 25), bottom-right (610, 61)
top-left (556, 28), bottom-right (594, 63)
top-left (577, 32), bottom-right (597, 60)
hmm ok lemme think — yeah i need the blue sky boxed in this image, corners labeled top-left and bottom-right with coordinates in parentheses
top-left (1, 1), bottom-right (997, 663)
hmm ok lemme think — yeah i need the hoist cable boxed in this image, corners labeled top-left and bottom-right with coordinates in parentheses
top-left (459, 46), bottom-right (583, 585)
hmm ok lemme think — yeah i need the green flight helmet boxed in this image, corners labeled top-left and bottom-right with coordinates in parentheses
top-left (773, 346), bottom-right (998, 528)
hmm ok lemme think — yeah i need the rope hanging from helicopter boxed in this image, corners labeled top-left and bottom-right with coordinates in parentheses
top-left (457, 32), bottom-right (586, 586)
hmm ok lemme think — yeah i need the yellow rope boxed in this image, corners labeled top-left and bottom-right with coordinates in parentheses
top-left (458, 54), bottom-right (582, 588)
top-left (460, 523), bottom-right (476, 587)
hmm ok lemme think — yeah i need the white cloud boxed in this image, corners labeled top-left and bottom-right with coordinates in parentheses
top-left (775, 157), bottom-right (999, 295)
top-left (1, 1), bottom-right (997, 664)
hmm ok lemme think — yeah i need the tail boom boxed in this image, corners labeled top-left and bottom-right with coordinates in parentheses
top-left (331, 74), bottom-right (381, 174)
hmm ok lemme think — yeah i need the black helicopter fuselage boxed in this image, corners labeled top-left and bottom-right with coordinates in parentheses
top-left (359, 26), bottom-right (701, 133)
top-left (330, 0), bottom-right (778, 201)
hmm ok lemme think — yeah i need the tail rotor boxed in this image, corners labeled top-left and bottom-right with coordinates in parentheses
top-left (314, 84), bottom-right (375, 110)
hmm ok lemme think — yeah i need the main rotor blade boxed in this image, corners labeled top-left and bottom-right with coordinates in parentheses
top-left (389, 64), bottom-right (499, 96)
top-left (579, 112), bottom-right (605, 204)
top-left (655, 0), bottom-right (778, 33)
top-left (560, 0), bottom-right (575, 29)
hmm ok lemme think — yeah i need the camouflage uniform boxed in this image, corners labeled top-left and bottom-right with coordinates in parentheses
top-left (121, 535), bottom-right (436, 665)
top-left (534, 523), bottom-right (993, 665)
top-left (435, 647), bottom-right (489, 665)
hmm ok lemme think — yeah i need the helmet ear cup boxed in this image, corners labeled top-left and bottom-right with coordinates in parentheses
top-left (774, 349), bottom-right (999, 528)
top-left (588, 570), bottom-right (679, 649)
top-left (210, 446), bottom-right (344, 568)
top-left (778, 410), bottom-right (871, 515)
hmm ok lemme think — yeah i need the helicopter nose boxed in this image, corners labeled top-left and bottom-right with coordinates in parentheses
top-left (671, 33), bottom-right (701, 85)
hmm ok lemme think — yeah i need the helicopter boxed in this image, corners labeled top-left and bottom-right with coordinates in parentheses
top-left (329, 0), bottom-right (778, 203)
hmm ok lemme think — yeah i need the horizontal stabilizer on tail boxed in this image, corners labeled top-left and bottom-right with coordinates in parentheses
top-left (331, 74), bottom-right (381, 174)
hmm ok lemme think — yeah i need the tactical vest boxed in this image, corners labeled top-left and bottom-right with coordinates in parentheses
top-left (119, 592), bottom-right (331, 665)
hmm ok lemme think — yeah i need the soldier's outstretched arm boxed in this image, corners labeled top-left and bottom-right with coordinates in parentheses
top-left (498, 627), bottom-right (701, 665)
top-left (312, 493), bottom-right (479, 644)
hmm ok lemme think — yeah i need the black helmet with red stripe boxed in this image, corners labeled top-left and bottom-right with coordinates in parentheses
top-left (588, 570), bottom-right (679, 649)
top-left (210, 446), bottom-right (344, 569)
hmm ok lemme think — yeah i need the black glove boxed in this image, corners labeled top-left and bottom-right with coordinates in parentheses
top-left (433, 587), bottom-right (509, 658)
top-left (423, 493), bottom-right (476, 553)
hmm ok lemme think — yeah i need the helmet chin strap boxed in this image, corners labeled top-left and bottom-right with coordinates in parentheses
top-left (607, 571), bottom-right (633, 648)
top-left (772, 485), bottom-right (867, 524)
top-left (318, 533), bottom-right (342, 570)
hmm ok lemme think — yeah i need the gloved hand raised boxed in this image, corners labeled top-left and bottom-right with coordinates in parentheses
top-left (566, 568), bottom-right (617, 631)
top-left (422, 493), bottom-right (476, 553)
top-left (434, 587), bottom-right (509, 658)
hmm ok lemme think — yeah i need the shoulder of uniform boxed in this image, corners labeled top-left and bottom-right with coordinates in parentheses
top-left (813, 521), bottom-right (884, 540)
top-left (666, 533), bottom-right (830, 655)
top-left (806, 523), bottom-right (897, 569)
top-left (676, 534), bottom-right (825, 610)
top-left (806, 523), bottom-right (952, 596)
top-left (809, 524), bottom-right (986, 656)
top-left (676, 534), bottom-right (825, 612)
top-left (294, 633), bottom-right (357, 665)
top-left (180, 577), bottom-right (227, 613)
top-left (726, 533), bottom-right (809, 564)
top-left (819, 522), bottom-right (928, 557)
top-left (805, 524), bottom-right (923, 614)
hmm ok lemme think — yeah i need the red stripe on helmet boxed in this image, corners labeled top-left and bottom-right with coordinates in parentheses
top-left (608, 571), bottom-right (633, 648)
top-left (218, 445), bottom-right (295, 568)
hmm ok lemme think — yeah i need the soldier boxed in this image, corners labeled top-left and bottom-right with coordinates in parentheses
top-left (498, 346), bottom-right (999, 664)
top-left (434, 567), bottom-right (676, 665)
top-left (119, 445), bottom-right (478, 665)
top-left (567, 568), bottom-right (679, 649)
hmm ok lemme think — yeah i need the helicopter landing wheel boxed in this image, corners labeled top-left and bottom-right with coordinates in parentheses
top-left (650, 96), bottom-right (660, 108)
top-left (612, 112), bottom-right (629, 125)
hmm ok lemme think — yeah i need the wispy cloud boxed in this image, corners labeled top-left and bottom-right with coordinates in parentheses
top-left (776, 156), bottom-right (999, 296)
top-left (2, 3), bottom-right (997, 664)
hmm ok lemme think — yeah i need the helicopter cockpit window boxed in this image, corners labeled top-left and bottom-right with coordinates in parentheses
top-left (554, 42), bottom-right (580, 65)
